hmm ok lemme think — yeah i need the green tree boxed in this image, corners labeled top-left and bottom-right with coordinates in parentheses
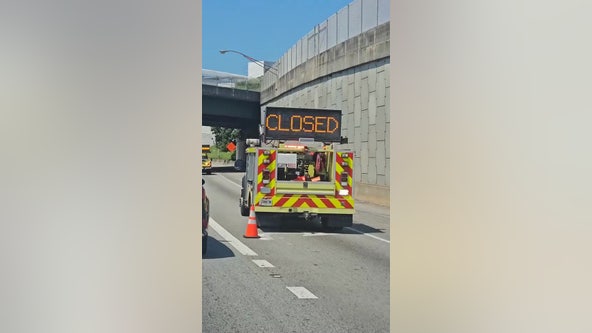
top-left (235, 77), bottom-right (262, 91)
top-left (211, 127), bottom-right (240, 151)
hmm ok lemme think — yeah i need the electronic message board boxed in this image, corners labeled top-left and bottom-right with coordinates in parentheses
top-left (264, 107), bottom-right (342, 142)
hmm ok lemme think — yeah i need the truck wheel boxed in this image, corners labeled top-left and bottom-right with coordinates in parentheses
top-left (240, 201), bottom-right (249, 216)
top-left (239, 177), bottom-right (249, 216)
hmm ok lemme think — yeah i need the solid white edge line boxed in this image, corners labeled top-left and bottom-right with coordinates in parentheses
top-left (286, 287), bottom-right (318, 299)
top-left (344, 227), bottom-right (391, 244)
top-left (208, 217), bottom-right (258, 256)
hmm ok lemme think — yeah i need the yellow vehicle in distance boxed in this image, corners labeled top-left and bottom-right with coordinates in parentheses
top-left (202, 145), bottom-right (212, 175)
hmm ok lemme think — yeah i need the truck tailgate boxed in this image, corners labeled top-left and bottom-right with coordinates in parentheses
top-left (275, 181), bottom-right (335, 195)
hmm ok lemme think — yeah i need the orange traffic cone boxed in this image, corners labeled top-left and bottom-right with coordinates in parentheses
top-left (243, 205), bottom-right (260, 238)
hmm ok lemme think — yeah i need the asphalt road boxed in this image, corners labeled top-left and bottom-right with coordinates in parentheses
top-left (202, 165), bottom-right (390, 333)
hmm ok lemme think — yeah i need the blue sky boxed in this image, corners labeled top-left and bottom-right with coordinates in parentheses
top-left (202, 0), bottom-right (354, 76)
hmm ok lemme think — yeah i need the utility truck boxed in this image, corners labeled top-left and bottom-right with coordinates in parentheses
top-left (239, 107), bottom-right (354, 229)
top-left (202, 145), bottom-right (212, 174)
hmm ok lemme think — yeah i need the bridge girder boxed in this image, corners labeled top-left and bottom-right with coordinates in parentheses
top-left (202, 84), bottom-right (260, 137)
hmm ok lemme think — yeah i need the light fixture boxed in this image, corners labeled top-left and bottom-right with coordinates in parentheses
top-left (219, 49), bottom-right (278, 75)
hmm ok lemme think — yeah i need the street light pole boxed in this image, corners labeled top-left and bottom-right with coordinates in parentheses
top-left (219, 49), bottom-right (278, 75)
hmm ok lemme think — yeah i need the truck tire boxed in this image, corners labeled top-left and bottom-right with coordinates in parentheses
top-left (240, 177), bottom-right (250, 216)
top-left (240, 200), bottom-right (249, 216)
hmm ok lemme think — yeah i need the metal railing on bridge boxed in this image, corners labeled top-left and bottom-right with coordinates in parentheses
top-left (202, 69), bottom-right (262, 92)
top-left (261, 0), bottom-right (389, 88)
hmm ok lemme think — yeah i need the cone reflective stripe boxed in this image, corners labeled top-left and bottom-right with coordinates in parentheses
top-left (243, 205), bottom-right (260, 238)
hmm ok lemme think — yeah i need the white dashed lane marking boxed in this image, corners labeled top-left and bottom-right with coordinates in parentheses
top-left (252, 259), bottom-right (275, 268)
top-left (286, 287), bottom-right (318, 299)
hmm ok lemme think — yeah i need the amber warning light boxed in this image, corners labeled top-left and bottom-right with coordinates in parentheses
top-left (264, 107), bottom-right (342, 142)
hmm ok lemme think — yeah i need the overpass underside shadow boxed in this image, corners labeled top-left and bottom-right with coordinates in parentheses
top-left (202, 84), bottom-right (261, 137)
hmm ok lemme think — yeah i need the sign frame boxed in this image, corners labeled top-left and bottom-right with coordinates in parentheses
top-left (263, 107), bottom-right (342, 142)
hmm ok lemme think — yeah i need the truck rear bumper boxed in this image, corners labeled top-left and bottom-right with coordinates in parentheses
top-left (254, 206), bottom-right (354, 215)
top-left (253, 210), bottom-right (354, 228)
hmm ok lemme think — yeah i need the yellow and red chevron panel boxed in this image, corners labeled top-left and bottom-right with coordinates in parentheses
top-left (335, 151), bottom-right (353, 198)
top-left (270, 194), bottom-right (354, 209)
top-left (255, 149), bottom-right (276, 204)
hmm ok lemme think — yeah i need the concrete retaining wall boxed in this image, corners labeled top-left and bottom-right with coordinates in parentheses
top-left (260, 23), bottom-right (390, 207)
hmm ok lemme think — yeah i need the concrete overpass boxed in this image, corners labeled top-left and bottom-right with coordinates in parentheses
top-left (202, 69), bottom-right (263, 164)
top-left (201, 84), bottom-right (260, 138)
